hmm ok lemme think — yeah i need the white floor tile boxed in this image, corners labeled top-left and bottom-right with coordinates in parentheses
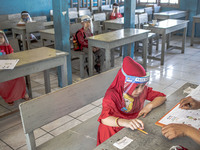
top-left (69, 104), bottom-right (96, 118)
top-left (50, 119), bottom-right (81, 136)
top-left (91, 98), bottom-right (103, 106)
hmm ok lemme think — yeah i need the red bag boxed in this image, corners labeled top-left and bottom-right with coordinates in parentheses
top-left (72, 29), bottom-right (86, 51)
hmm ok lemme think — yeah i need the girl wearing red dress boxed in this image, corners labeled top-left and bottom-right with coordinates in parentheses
top-left (0, 30), bottom-right (28, 105)
top-left (97, 56), bottom-right (166, 145)
top-left (110, 3), bottom-right (123, 20)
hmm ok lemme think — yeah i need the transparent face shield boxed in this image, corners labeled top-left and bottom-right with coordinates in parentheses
top-left (0, 30), bottom-right (9, 46)
top-left (113, 6), bottom-right (120, 13)
top-left (121, 68), bottom-right (150, 112)
top-left (21, 13), bottom-right (31, 22)
top-left (82, 16), bottom-right (93, 34)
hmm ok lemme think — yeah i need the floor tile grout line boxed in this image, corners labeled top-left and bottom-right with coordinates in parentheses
top-left (0, 138), bottom-right (14, 150)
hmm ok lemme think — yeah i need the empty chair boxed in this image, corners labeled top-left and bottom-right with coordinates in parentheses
top-left (101, 5), bottom-right (112, 12)
top-left (144, 7), bottom-right (153, 22)
top-left (69, 7), bottom-right (77, 12)
top-left (32, 16), bottom-right (47, 22)
top-left (78, 9), bottom-right (91, 17)
top-left (154, 6), bottom-right (161, 13)
top-left (138, 13), bottom-right (148, 28)
top-left (26, 22), bottom-right (45, 49)
top-left (8, 13), bottom-right (21, 21)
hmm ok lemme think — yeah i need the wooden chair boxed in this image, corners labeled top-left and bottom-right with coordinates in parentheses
top-left (136, 13), bottom-right (159, 55)
top-left (32, 16), bottom-right (47, 22)
top-left (26, 22), bottom-right (45, 49)
top-left (19, 67), bottom-right (119, 150)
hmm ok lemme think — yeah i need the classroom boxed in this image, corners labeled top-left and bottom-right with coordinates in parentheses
top-left (0, 0), bottom-right (200, 149)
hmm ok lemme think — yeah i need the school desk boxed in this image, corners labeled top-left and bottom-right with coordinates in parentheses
top-left (154, 10), bottom-right (188, 21)
top-left (95, 82), bottom-right (200, 150)
top-left (191, 14), bottom-right (200, 46)
top-left (40, 28), bottom-right (55, 46)
top-left (144, 19), bottom-right (189, 65)
top-left (12, 21), bottom-right (54, 51)
top-left (104, 16), bottom-right (139, 31)
top-left (88, 28), bottom-right (150, 76)
top-left (0, 47), bottom-right (68, 97)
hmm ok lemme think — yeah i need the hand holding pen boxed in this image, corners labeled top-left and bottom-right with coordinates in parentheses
top-left (179, 96), bottom-right (200, 110)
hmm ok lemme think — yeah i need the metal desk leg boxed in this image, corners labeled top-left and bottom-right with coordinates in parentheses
top-left (44, 70), bottom-right (51, 93)
top-left (161, 33), bottom-right (166, 65)
top-left (182, 27), bottom-right (187, 54)
top-left (105, 47), bottom-right (111, 71)
top-left (25, 75), bottom-right (32, 99)
top-left (142, 38), bottom-right (148, 70)
top-left (191, 20), bottom-right (195, 46)
top-left (88, 44), bottom-right (93, 76)
top-left (60, 56), bottom-right (68, 87)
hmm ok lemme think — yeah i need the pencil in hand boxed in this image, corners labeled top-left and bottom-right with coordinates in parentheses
top-left (137, 128), bottom-right (148, 135)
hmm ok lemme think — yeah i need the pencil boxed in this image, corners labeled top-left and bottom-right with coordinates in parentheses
top-left (137, 128), bottom-right (148, 135)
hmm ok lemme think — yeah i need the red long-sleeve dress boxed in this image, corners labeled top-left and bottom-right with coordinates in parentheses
top-left (0, 45), bottom-right (26, 104)
top-left (110, 12), bottom-right (123, 20)
top-left (97, 64), bottom-right (166, 146)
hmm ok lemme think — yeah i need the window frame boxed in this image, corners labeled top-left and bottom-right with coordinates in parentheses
top-left (137, 0), bottom-right (180, 8)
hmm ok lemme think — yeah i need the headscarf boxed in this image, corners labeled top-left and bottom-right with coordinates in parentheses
top-left (0, 30), bottom-right (9, 46)
top-left (81, 15), bottom-right (93, 34)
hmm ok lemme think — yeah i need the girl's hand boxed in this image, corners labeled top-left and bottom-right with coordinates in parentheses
top-left (137, 103), bottom-right (153, 118)
top-left (119, 118), bottom-right (144, 130)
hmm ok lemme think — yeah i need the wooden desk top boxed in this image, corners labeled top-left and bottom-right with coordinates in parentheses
top-left (88, 28), bottom-right (150, 42)
top-left (0, 47), bottom-right (68, 68)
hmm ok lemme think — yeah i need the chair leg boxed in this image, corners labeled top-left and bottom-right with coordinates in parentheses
top-left (80, 55), bottom-right (85, 78)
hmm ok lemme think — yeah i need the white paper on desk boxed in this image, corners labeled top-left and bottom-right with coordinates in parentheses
top-left (158, 85), bottom-right (200, 130)
top-left (0, 59), bottom-right (19, 69)
top-left (113, 136), bottom-right (133, 149)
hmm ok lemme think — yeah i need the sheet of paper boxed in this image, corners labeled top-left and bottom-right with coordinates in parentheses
top-left (157, 85), bottom-right (200, 130)
top-left (0, 59), bottom-right (19, 69)
top-left (113, 136), bottom-right (133, 149)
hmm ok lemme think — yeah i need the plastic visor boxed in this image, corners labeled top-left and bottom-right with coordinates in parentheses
top-left (21, 13), bottom-right (32, 22)
top-left (121, 68), bottom-right (150, 94)
top-left (82, 18), bottom-right (93, 34)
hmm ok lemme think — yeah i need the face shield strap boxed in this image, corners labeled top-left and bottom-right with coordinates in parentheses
top-left (121, 68), bottom-right (150, 84)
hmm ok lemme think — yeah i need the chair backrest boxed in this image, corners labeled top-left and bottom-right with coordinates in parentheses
top-left (138, 13), bottom-right (148, 27)
top-left (93, 21), bottom-right (102, 34)
top-left (25, 22), bottom-right (45, 49)
top-left (144, 7), bottom-right (153, 22)
top-left (0, 14), bottom-right (8, 21)
top-left (78, 9), bottom-right (91, 17)
top-left (119, 6), bottom-right (124, 14)
top-left (69, 11), bottom-right (78, 19)
top-left (32, 16), bottom-right (47, 22)
top-left (19, 66), bottom-right (119, 150)
top-left (101, 5), bottom-right (111, 12)
top-left (69, 7), bottom-right (77, 12)
top-left (8, 13), bottom-right (21, 21)
top-left (154, 6), bottom-right (161, 13)
top-left (93, 13), bottom-right (106, 21)
top-left (70, 23), bottom-right (82, 36)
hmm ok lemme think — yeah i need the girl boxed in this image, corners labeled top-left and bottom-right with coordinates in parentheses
top-left (76, 15), bottom-right (105, 73)
top-left (97, 56), bottom-right (166, 145)
top-left (0, 30), bottom-right (29, 105)
top-left (17, 11), bottom-right (33, 26)
top-left (110, 3), bottom-right (123, 20)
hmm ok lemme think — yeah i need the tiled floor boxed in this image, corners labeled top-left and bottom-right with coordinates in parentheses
top-left (0, 36), bottom-right (200, 150)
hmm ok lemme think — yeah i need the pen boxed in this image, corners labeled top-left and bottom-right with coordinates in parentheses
top-left (137, 128), bottom-right (148, 135)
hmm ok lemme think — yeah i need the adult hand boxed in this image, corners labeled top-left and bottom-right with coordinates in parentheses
top-left (162, 124), bottom-right (188, 140)
top-left (119, 118), bottom-right (144, 130)
top-left (179, 96), bottom-right (200, 110)
top-left (137, 103), bottom-right (153, 118)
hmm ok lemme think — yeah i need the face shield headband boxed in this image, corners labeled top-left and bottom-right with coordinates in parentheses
top-left (121, 68), bottom-right (150, 94)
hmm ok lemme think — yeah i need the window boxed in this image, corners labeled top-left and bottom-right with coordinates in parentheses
top-left (137, 0), bottom-right (179, 8)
